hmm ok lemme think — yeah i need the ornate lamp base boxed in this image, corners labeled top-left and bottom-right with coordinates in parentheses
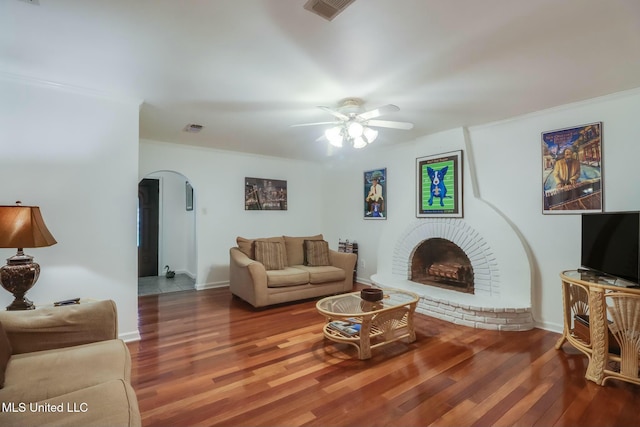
top-left (0, 251), bottom-right (40, 311)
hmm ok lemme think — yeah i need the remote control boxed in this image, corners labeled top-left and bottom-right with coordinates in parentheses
top-left (54, 298), bottom-right (80, 306)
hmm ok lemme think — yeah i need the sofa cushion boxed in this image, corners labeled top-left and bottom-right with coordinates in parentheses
top-left (0, 339), bottom-right (130, 403)
top-left (0, 322), bottom-right (11, 389)
top-left (284, 234), bottom-right (323, 266)
top-left (254, 241), bottom-right (287, 270)
top-left (294, 265), bottom-right (346, 284)
top-left (304, 239), bottom-right (331, 266)
top-left (266, 267), bottom-right (310, 287)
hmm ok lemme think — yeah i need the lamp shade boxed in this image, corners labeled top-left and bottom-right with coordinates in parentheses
top-left (0, 205), bottom-right (57, 249)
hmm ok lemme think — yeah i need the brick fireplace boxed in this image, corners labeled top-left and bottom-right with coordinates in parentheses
top-left (372, 218), bottom-right (533, 331)
top-left (368, 129), bottom-right (532, 331)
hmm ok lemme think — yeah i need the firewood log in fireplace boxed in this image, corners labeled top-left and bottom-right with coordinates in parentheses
top-left (427, 263), bottom-right (472, 283)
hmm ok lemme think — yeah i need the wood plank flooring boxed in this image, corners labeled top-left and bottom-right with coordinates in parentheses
top-left (128, 286), bottom-right (640, 427)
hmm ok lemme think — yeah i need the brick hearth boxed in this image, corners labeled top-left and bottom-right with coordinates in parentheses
top-left (372, 218), bottom-right (533, 331)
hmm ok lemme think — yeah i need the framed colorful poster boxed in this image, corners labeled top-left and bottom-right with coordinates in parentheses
top-left (416, 151), bottom-right (463, 218)
top-left (542, 122), bottom-right (602, 214)
top-left (364, 168), bottom-right (386, 219)
top-left (244, 177), bottom-right (287, 210)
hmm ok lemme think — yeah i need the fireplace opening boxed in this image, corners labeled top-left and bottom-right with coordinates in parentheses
top-left (410, 238), bottom-right (474, 293)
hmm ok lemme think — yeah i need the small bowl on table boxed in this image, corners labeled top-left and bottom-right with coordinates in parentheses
top-left (360, 287), bottom-right (384, 302)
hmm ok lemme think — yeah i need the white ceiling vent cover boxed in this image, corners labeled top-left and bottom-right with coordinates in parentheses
top-left (303, 0), bottom-right (356, 21)
top-left (183, 123), bottom-right (204, 133)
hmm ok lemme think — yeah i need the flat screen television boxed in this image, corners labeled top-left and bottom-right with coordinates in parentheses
top-left (581, 211), bottom-right (640, 284)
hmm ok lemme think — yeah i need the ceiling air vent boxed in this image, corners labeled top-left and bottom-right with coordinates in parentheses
top-left (303, 0), bottom-right (356, 21)
top-left (183, 123), bottom-right (204, 133)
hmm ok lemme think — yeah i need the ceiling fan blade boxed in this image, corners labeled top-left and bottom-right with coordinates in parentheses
top-left (290, 121), bottom-right (340, 128)
top-left (318, 106), bottom-right (349, 121)
top-left (367, 119), bottom-right (414, 130)
top-left (357, 104), bottom-right (400, 121)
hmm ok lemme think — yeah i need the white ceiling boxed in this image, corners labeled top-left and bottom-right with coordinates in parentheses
top-left (3, 0), bottom-right (640, 161)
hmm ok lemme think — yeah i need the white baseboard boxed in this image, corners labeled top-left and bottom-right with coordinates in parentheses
top-left (176, 269), bottom-right (196, 279)
top-left (533, 320), bottom-right (563, 334)
top-left (356, 276), bottom-right (372, 286)
top-left (195, 280), bottom-right (229, 290)
top-left (119, 330), bottom-right (141, 342)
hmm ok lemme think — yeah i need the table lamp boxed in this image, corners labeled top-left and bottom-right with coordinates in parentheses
top-left (0, 202), bottom-right (57, 310)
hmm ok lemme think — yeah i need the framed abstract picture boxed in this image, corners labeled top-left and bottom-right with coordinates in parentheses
top-left (364, 168), bottom-right (386, 219)
top-left (416, 150), bottom-right (463, 218)
top-left (541, 122), bottom-right (602, 214)
top-left (244, 177), bottom-right (288, 210)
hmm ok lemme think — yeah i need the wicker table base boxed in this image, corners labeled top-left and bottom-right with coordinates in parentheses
top-left (316, 289), bottom-right (419, 359)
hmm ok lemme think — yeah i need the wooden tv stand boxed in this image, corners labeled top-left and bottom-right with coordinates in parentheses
top-left (556, 270), bottom-right (640, 386)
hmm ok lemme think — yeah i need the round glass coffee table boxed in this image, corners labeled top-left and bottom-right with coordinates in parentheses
top-left (316, 289), bottom-right (419, 359)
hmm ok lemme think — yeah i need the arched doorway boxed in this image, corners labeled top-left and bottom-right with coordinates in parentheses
top-left (137, 171), bottom-right (197, 296)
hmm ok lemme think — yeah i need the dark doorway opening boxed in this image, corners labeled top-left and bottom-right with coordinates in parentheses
top-left (138, 178), bottom-right (159, 277)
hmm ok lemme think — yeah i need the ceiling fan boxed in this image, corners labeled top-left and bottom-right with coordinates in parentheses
top-left (292, 98), bottom-right (414, 148)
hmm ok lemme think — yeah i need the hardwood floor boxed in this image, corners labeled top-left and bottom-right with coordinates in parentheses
top-left (129, 286), bottom-right (640, 427)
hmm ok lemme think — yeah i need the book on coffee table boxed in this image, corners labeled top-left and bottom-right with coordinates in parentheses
top-left (328, 320), bottom-right (360, 336)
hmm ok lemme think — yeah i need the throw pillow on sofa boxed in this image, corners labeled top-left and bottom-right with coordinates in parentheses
top-left (236, 236), bottom-right (255, 258)
top-left (284, 234), bottom-right (323, 265)
top-left (254, 241), bottom-right (287, 270)
top-left (304, 239), bottom-right (331, 266)
top-left (237, 236), bottom-right (288, 261)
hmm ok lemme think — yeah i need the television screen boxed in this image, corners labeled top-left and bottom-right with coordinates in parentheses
top-left (581, 212), bottom-right (640, 284)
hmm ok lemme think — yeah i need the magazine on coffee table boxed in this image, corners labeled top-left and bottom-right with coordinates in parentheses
top-left (328, 320), bottom-right (361, 336)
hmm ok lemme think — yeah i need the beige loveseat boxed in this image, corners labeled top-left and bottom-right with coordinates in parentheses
top-left (0, 300), bottom-right (141, 427)
top-left (230, 234), bottom-right (357, 307)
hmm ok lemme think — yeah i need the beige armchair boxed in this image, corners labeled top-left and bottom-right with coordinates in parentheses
top-left (0, 300), bottom-right (141, 427)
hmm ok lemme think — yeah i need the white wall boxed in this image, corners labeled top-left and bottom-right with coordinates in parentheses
top-left (322, 88), bottom-right (640, 332)
top-left (139, 140), bottom-right (326, 288)
top-left (0, 75), bottom-right (141, 340)
top-left (145, 171), bottom-right (196, 278)
top-left (368, 128), bottom-right (532, 310)
top-left (468, 88), bottom-right (640, 331)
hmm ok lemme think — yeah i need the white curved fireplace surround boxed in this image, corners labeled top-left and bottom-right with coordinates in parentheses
top-left (371, 130), bottom-right (533, 330)
top-left (372, 215), bottom-right (534, 330)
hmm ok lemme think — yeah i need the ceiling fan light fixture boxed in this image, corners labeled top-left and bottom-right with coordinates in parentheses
top-left (347, 121), bottom-right (364, 138)
top-left (294, 99), bottom-right (413, 150)
top-left (363, 126), bottom-right (378, 143)
top-left (325, 126), bottom-right (343, 147)
top-left (353, 136), bottom-right (367, 149)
